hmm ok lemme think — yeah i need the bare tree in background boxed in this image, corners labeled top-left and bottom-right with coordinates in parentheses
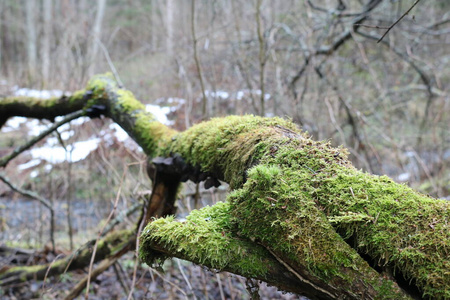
top-left (166, 0), bottom-right (174, 58)
top-left (256, 0), bottom-right (266, 117)
top-left (88, 0), bottom-right (107, 77)
top-left (25, 0), bottom-right (37, 79)
top-left (41, 0), bottom-right (52, 85)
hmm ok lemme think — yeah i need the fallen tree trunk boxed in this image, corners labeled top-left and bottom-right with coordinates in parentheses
top-left (1, 74), bottom-right (448, 299)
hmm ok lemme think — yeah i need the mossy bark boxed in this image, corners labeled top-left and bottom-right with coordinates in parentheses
top-left (143, 112), bottom-right (449, 299)
top-left (0, 229), bottom-right (135, 285)
top-left (1, 74), bottom-right (448, 299)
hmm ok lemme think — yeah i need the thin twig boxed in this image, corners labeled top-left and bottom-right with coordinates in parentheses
top-left (66, 257), bottom-right (120, 300)
top-left (354, 23), bottom-right (390, 29)
top-left (266, 248), bottom-right (337, 299)
top-left (41, 254), bottom-right (64, 292)
top-left (85, 168), bottom-right (128, 298)
top-left (113, 262), bottom-right (132, 298)
top-left (377, 0), bottom-right (422, 43)
top-left (126, 206), bottom-right (146, 300)
top-left (176, 259), bottom-right (194, 294)
top-left (96, 38), bottom-right (124, 88)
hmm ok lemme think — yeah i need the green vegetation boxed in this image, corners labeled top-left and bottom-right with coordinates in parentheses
top-left (140, 202), bottom-right (275, 278)
top-left (141, 115), bottom-right (449, 299)
top-left (160, 115), bottom-right (302, 188)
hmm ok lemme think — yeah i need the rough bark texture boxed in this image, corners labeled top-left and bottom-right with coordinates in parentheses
top-left (1, 74), bottom-right (448, 299)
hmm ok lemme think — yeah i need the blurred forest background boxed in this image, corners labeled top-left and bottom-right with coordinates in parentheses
top-left (0, 0), bottom-right (449, 299)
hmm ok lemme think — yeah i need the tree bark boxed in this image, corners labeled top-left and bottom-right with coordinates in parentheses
top-left (25, 0), bottom-right (37, 78)
top-left (88, 0), bottom-right (107, 76)
top-left (41, 0), bottom-right (52, 85)
top-left (0, 74), bottom-right (448, 299)
top-left (166, 0), bottom-right (174, 58)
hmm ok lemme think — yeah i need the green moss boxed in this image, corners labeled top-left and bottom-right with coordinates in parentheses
top-left (161, 115), bottom-right (305, 188)
top-left (116, 89), bottom-right (146, 112)
top-left (139, 202), bottom-right (274, 278)
top-left (133, 112), bottom-right (176, 157)
top-left (228, 137), bottom-right (449, 299)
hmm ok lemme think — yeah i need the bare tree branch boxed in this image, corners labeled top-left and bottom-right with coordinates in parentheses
top-left (377, 0), bottom-right (422, 43)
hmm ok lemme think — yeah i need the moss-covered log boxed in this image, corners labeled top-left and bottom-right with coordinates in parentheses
top-left (0, 229), bottom-right (135, 285)
top-left (1, 74), bottom-right (448, 299)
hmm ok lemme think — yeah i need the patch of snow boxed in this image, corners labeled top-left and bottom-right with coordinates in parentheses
top-left (44, 130), bottom-right (73, 146)
top-left (405, 151), bottom-right (415, 158)
top-left (70, 117), bottom-right (90, 126)
top-left (30, 138), bottom-right (100, 164)
top-left (54, 116), bottom-right (89, 126)
top-left (57, 123), bottom-right (71, 132)
top-left (168, 97), bottom-right (186, 104)
top-left (27, 120), bottom-right (49, 136)
top-left (236, 91), bottom-right (244, 100)
top-left (234, 89), bottom-right (270, 101)
top-left (13, 87), bottom-right (63, 99)
top-left (252, 89), bottom-right (271, 100)
top-left (146, 104), bottom-right (173, 125)
top-left (18, 159), bottom-right (42, 170)
top-left (2, 117), bottom-right (28, 132)
top-left (30, 170), bottom-right (39, 178)
top-left (205, 90), bottom-right (229, 99)
top-left (109, 123), bottom-right (129, 142)
top-left (397, 173), bottom-right (411, 182)
top-left (46, 137), bottom-right (58, 146)
top-left (60, 130), bottom-right (75, 140)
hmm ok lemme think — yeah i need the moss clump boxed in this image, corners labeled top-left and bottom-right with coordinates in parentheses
top-left (229, 137), bottom-right (449, 299)
top-left (161, 115), bottom-right (305, 188)
top-left (133, 111), bottom-right (176, 157)
top-left (139, 202), bottom-right (275, 278)
top-left (128, 110), bottom-right (446, 298)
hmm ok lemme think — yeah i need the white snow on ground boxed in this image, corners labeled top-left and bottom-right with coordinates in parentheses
top-left (234, 89), bottom-right (270, 101)
top-left (2, 117), bottom-right (28, 132)
top-left (146, 104), bottom-right (173, 125)
top-left (205, 90), bottom-right (230, 99)
top-left (13, 87), bottom-right (63, 99)
top-left (236, 91), bottom-right (244, 100)
top-left (55, 116), bottom-right (90, 126)
top-left (30, 138), bottom-right (101, 164)
top-left (397, 172), bottom-right (411, 182)
top-left (108, 123), bottom-right (129, 142)
top-left (18, 159), bottom-right (41, 170)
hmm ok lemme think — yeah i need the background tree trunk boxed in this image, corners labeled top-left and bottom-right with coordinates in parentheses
top-left (166, 0), bottom-right (174, 58)
top-left (88, 0), bottom-right (106, 77)
top-left (25, 0), bottom-right (37, 79)
top-left (41, 0), bottom-right (52, 85)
